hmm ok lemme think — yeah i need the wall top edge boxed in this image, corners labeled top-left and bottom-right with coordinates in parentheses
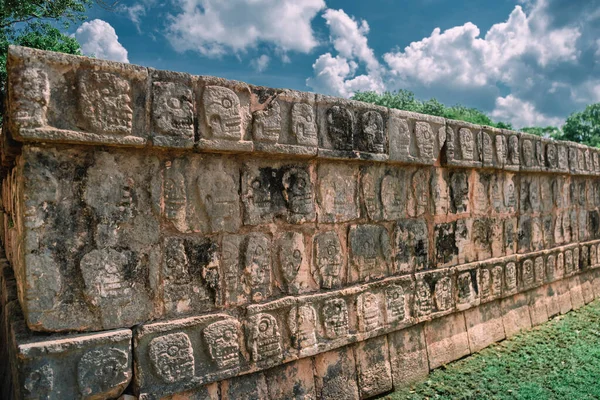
top-left (5, 45), bottom-right (598, 170)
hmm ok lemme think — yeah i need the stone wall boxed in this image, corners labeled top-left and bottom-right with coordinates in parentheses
top-left (1, 45), bottom-right (600, 399)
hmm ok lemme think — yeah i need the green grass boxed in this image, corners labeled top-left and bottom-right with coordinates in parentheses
top-left (385, 300), bottom-right (600, 400)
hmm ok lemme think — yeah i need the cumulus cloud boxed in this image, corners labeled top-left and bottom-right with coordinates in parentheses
top-left (491, 95), bottom-right (564, 128)
top-left (307, 9), bottom-right (383, 97)
top-left (75, 19), bottom-right (129, 63)
top-left (251, 54), bottom-right (270, 72)
top-left (121, 4), bottom-right (146, 32)
top-left (166, 0), bottom-right (326, 57)
top-left (307, 0), bottom-right (600, 127)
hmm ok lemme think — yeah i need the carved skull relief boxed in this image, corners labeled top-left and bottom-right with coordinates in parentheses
top-left (278, 232), bottom-right (307, 294)
top-left (522, 140), bottom-right (534, 167)
top-left (313, 231), bottom-right (343, 289)
top-left (457, 272), bottom-right (473, 304)
top-left (321, 298), bottom-right (349, 339)
top-left (415, 122), bottom-right (434, 159)
top-left (385, 285), bottom-right (406, 323)
top-left (415, 280), bottom-right (432, 317)
top-left (24, 364), bottom-right (53, 399)
top-left (203, 319), bottom-right (241, 370)
top-left (291, 103), bottom-right (317, 146)
top-left (282, 167), bottom-right (314, 219)
top-left (509, 135), bottom-right (520, 165)
top-left (248, 313), bottom-right (283, 364)
top-left (243, 233), bottom-right (271, 302)
top-left (326, 106), bottom-right (353, 150)
top-left (381, 173), bottom-right (406, 219)
top-left (203, 86), bottom-right (242, 140)
top-left (288, 305), bottom-right (318, 352)
top-left (496, 134), bottom-right (507, 165)
top-left (149, 333), bottom-right (195, 383)
top-left (434, 277), bottom-right (452, 311)
top-left (77, 348), bottom-right (130, 397)
top-left (491, 266), bottom-right (503, 296)
top-left (358, 110), bottom-right (385, 153)
top-left (458, 128), bottom-right (474, 160)
top-left (152, 81), bottom-right (194, 138)
top-left (13, 68), bottom-right (50, 129)
top-left (357, 292), bottom-right (381, 332)
top-left (253, 101), bottom-right (281, 143)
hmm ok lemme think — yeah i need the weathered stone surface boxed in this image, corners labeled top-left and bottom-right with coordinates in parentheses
top-left (388, 325), bottom-right (429, 388)
top-left (501, 294), bottom-right (532, 338)
top-left (443, 120), bottom-right (482, 168)
top-left (220, 372), bottom-right (268, 400)
top-left (424, 312), bottom-right (470, 369)
top-left (388, 109), bottom-right (445, 165)
top-left (10, 314), bottom-right (132, 400)
top-left (264, 358), bottom-right (316, 400)
top-left (354, 336), bottom-right (393, 399)
top-left (464, 300), bottom-right (505, 353)
top-left (313, 346), bottom-right (360, 400)
top-left (528, 287), bottom-right (549, 327)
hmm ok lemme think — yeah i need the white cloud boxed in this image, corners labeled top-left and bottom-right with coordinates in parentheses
top-left (307, 9), bottom-right (383, 97)
top-left (251, 54), bottom-right (270, 72)
top-left (491, 95), bottom-right (564, 128)
top-left (166, 0), bottom-right (326, 57)
top-left (121, 4), bottom-right (146, 32)
top-left (75, 19), bottom-right (129, 63)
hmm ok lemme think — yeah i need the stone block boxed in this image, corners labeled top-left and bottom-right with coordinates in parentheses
top-left (453, 263), bottom-right (480, 312)
top-left (221, 372), bottom-right (268, 400)
top-left (442, 119), bottom-right (482, 168)
top-left (569, 276), bottom-right (585, 310)
top-left (519, 133), bottom-right (545, 172)
top-left (464, 300), bottom-right (505, 353)
top-left (264, 358), bottom-right (316, 400)
top-left (197, 76), bottom-right (253, 153)
top-left (388, 109), bottom-right (445, 165)
top-left (316, 95), bottom-right (389, 161)
top-left (544, 284), bottom-right (561, 318)
top-left (388, 325), bottom-right (429, 389)
top-left (393, 219), bottom-right (429, 274)
top-left (149, 69), bottom-right (195, 149)
top-left (10, 315), bottom-right (132, 400)
top-left (8, 46), bottom-right (149, 147)
top-left (354, 335), bottom-right (393, 399)
top-left (348, 224), bottom-right (392, 283)
top-left (311, 230), bottom-right (347, 290)
top-left (480, 126), bottom-right (510, 170)
top-left (479, 260), bottom-right (504, 304)
top-left (316, 163), bottom-right (360, 223)
top-left (153, 383), bottom-right (219, 400)
top-left (414, 269), bottom-right (454, 321)
top-left (581, 274), bottom-right (595, 304)
top-left (528, 287), bottom-right (549, 327)
top-left (501, 294), bottom-right (532, 338)
top-left (251, 89), bottom-right (318, 157)
top-left (424, 312), bottom-right (470, 369)
top-left (313, 346), bottom-right (360, 400)
top-left (360, 165), bottom-right (408, 221)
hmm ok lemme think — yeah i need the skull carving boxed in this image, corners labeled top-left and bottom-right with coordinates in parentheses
top-left (546, 255), bottom-right (556, 281)
top-left (243, 233), bottom-right (271, 302)
top-left (291, 103), bottom-right (317, 146)
top-left (415, 280), bottom-right (432, 317)
top-left (152, 82), bottom-right (194, 137)
top-left (163, 163), bottom-right (186, 222)
top-left (248, 313), bottom-right (283, 364)
top-left (326, 106), bottom-right (353, 150)
top-left (361, 171), bottom-right (378, 220)
top-left (13, 68), bottom-right (49, 129)
top-left (242, 167), bottom-right (272, 224)
top-left (546, 143), bottom-right (558, 168)
top-left (24, 364), bottom-right (53, 399)
top-left (381, 173), bottom-right (405, 219)
top-left (164, 239), bottom-right (191, 285)
top-left (434, 277), bottom-right (452, 311)
top-left (536, 140), bottom-right (545, 166)
top-left (556, 253), bottom-right (565, 278)
top-left (534, 257), bottom-right (544, 283)
top-left (450, 172), bottom-right (469, 213)
top-left (357, 292), bottom-right (381, 332)
top-left (523, 140), bottom-right (534, 167)
top-left (480, 269), bottom-right (491, 300)
top-left (149, 333), bottom-right (195, 383)
top-left (459, 128), bottom-right (474, 160)
top-left (358, 110), bottom-right (385, 153)
top-left (415, 122), bottom-right (434, 159)
top-left (385, 285), bottom-right (406, 323)
top-left (278, 232), bottom-right (306, 293)
top-left (282, 167), bottom-right (314, 218)
top-left (457, 272), bottom-right (473, 304)
top-left (199, 171), bottom-right (239, 232)
top-left (313, 231), bottom-right (343, 289)
top-left (77, 348), bottom-right (130, 397)
top-left (522, 260), bottom-right (534, 286)
top-left (491, 266), bottom-right (503, 296)
top-left (203, 319), bottom-right (241, 370)
top-left (203, 86), bottom-right (242, 140)
top-left (288, 305), bottom-right (318, 352)
top-left (321, 298), bottom-right (349, 339)
top-left (505, 263), bottom-right (517, 291)
top-left (482, 132), bottom-right (493, 164)
top-left (509, 135), bottom-right (520, 164)
top-left (496, 135), bottom-right (507, 165)
top-left (253, 101), bottom-right (281, 143)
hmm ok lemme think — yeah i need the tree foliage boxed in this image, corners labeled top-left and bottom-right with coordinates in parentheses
top-left (520, 126), bottom-right (562, 139)
top-left (352, 90), bottom-right (513, 130)
top-left (557, 103), bottom-right (600, 148)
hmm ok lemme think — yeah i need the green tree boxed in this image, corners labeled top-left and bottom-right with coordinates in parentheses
top-left (558, 103), bottom-right (600, 148)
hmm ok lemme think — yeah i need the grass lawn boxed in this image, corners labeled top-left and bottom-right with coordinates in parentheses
top-left (385, 300), bottom-right (600, 400)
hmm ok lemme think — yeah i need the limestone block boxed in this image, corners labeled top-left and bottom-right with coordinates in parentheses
top-left (453, 263), bottom-right (480, 312)
top-left (554, 280), bottom-right (573, 315)
top-left (316, 95), bottom-right (389, 161)
top-left (388, 109), bottom-right (445, 165)
top-left (569, 276), bottom-right (585, 310)
top-left (472, 172), bottom-right (491, 216)
top-left (517, 253), bottom-right (545, 292)
top-left (241, 161), bottom-right (316, 225)
top-left (264, 358), bottom-right (316, 400)
top-left (519, 133), bottom-right (545, 172)
top-left (16, 146), bottom-right (159, 332)
top-left (393, 219), bottom-right (429, 274)
top-left (556, 142), bottom-right (570, 173)
top-left (480, 126), bottom-right (510, 169)
top-left (430, 168), bottom-right (450, 216)
top-left (580, 274), bottom-right (595, 304)
top-left (501, 294), bottom-right (532, 338)
top-left (354, 335), bottom-right (393, 399)
top-left (527, 287), bottom-right (549, 327)
top-left (471, 218), bottom-right (494, 261)
top-left (149, 69), bottom-right (195, 148)
top-left (414, 269), bottom-right (454, 321)
top-left (360, 165), bottom-right (408, 221)
top-left (464, 300), bottom-right (505, 353)
top-left (406, 167), bottom-right (430, 218)
top-left (479, 260), bottom-right (504, 304)
top-left (10, 314), bottom-right (132, 400)
top-left (443, 119), bottom-right (482, 168)
top-left (348, 224), bottom-right (391, 283)
top-left (275, 231), bottom-right (318, 295)
top-left (311, 230), bottom-right (347, 290)
top-left (316, 163), bottom-right (360, 223)
top-left (424, 312), bottom-right (470, 369)
top-left (7, 46), bottom-right (148, 147)
top-left (197, 76), bottom-right (253, 153)
top-left (220, 372), bottom-right (268, 400)
top-left (313, 346), bottom-right (360, 400)
top-left (433, 221), bottom-right (458, 268)
top-left (251, 89), bottom-right (318, 156)
top-left (155, 383), bottom-right (219, 400)
top-left (388, 324), bottom-right (429, 388)
top-left (449, 170), bottom-right (470, 215)
top-left (134, 314), bottom-right (249, 399)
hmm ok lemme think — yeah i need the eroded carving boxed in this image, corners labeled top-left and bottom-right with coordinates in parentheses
top-left (13, 68), bottom-right (50, 129)
top-left (78, 348), bottom-right (130, 397)
top-left (282, 167), bottom-right (315, 223)
top-left (385, 284), bottom-right (406, 323)
top-left (253, 101), bottom-right (281, 143)
top-left (357, 110), bottom-right (385, 153)
top-left (459, 128), bottom-right (474, 160)
top-left (357, 292), bottom-right (381, 332)
top-left (434, 277), bottom-right (452, 311)
top-left (242, 233), bottom-right (272, 302)
top-left (278, 232), bottom-right (308, 294)
top-left (248, 313), bottom-right (283, 365)
top-left (291, 103), bottom-right (317, 146)
top-left (203, 86), bottom-right (242, 140)
top-left (288, 305), bottom-right (318, 354)
top-left (203, 319), bottom-right (241, 370)
top-left (152, 81), bottom-right (194, 139)
top-left (321, 298), bottom-right (349, 339)
top-left (24, 364), bottom-right (53, 400)
top-left (394, 219), bottom-right (428, 274)
top-left (149, 333), bottom-right (195, 383)
top-left (326, 106), bottom-right (353, 150)
top-left (415, 280), bottom-right (432, 317)
top-left (313, 231), bottom-right (343, 289)
top-left (415, 122), bottom-right (434, 159)
top-left (349, 225), bottom-right (390, 282)
top-left (450, 171), bottom-right (469, 213)
top-left (381, 172), bottom-right (406, 219)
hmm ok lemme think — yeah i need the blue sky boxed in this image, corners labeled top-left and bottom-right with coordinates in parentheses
top-left (72, 0), bottom-right (600, 128)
